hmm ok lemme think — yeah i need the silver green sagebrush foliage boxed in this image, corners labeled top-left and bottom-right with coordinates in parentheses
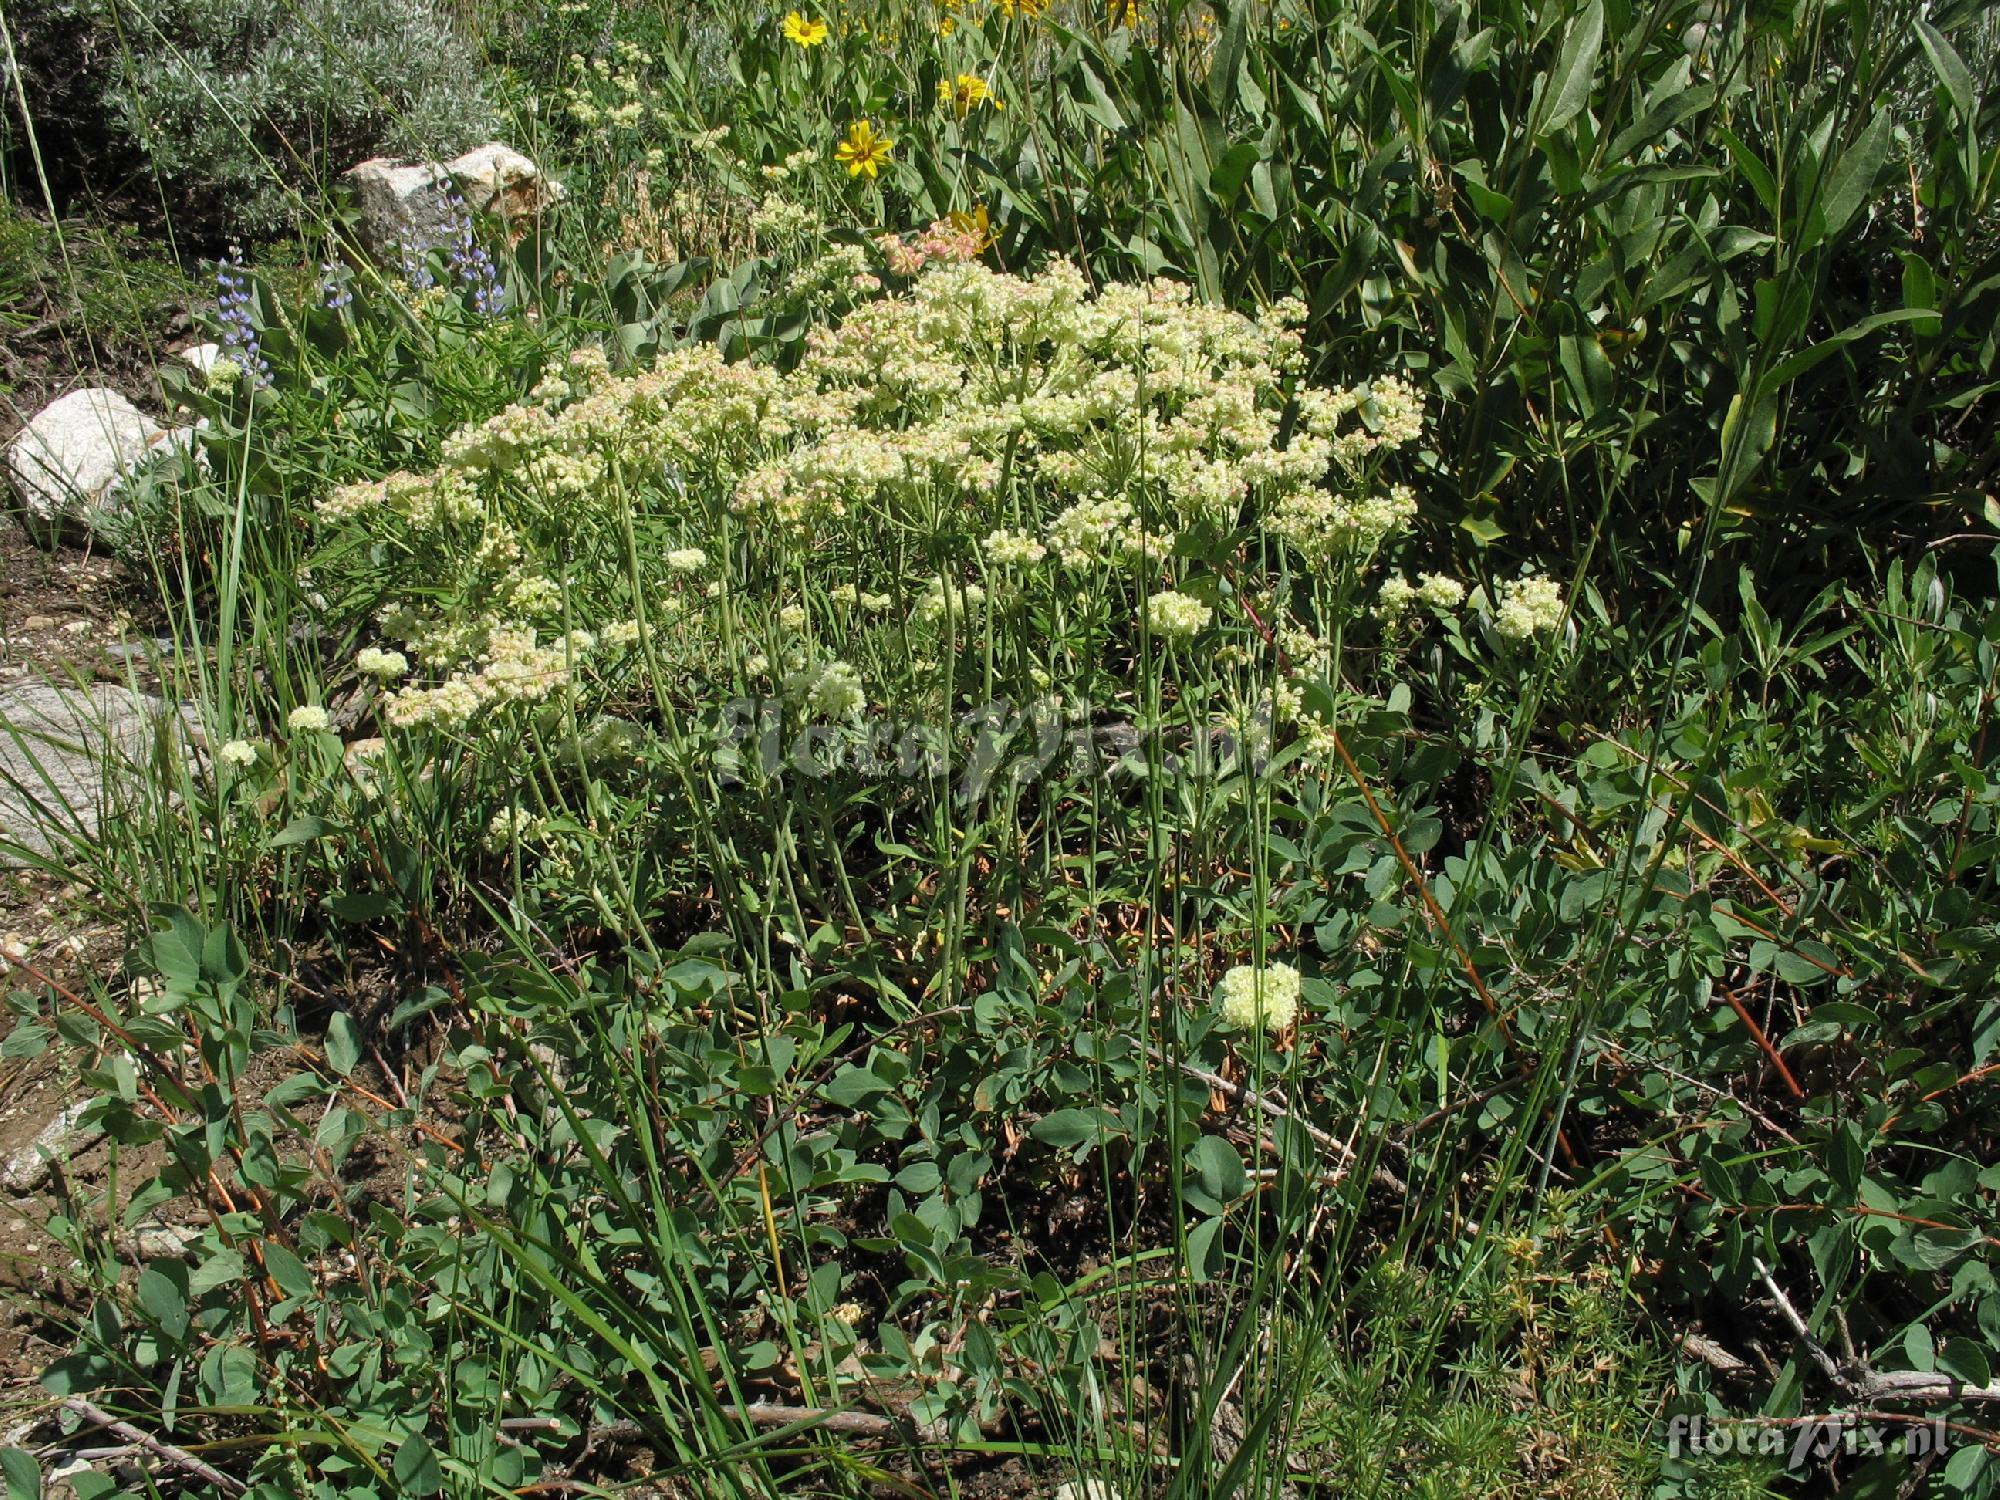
top-left (44, 0), bottom-right (498, 234)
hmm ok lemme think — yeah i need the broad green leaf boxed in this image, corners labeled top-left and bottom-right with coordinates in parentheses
top-left (268, 815), bottom-right (330, 849)
top-left (0, 1450), bottom-right (38, 1500)
top-left (1031, 1108), bottom-right (1105, 1148)
top-left (1186, 1134), bottom-right (1247, 1204)
top-left (138, 1267), bottom-right (188, 1340)
top-left (1815, 109), bottom-right (1892, 241)
top-left (325, 1012), bottom-right (362, 1077)
top-left (1540, 0), bottom-right (1603, 136)
top-left (393, 1434), bottom-right (443, 1497)
top-left (1939, 1337), bottom-right (1991, 1387)
top-left (261, 1241), bottom-right (315, 1300)
top-left (1914, 18), bottom-right (1975, 119)
top-left (1904, 1322), bottom-right (1935, 1372)
top-left (1186, 1215), bottom-right (1225, 1282)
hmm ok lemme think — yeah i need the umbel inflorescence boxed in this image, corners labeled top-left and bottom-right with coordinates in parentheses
top-left (317, 245), bottom-right (1561, 742)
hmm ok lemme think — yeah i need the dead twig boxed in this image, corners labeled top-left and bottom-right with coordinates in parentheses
top-left (58, 1397), bottom-right (246, 1495)
top-left (1752, 1262), bottom-right (2000, 1407)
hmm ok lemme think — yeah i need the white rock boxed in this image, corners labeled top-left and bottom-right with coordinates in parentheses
top-left (1052, 1483), bottom-right (1122, 1500)
top-left (6, 389), bottom-right (193, 534)
top-left (447, 142), bottom-right (559, 220)
top-left (344, 142), bottom-right (557, 260)
top-left (2, 1102), bottom-right (104, 1193)
top-left (0, 683), bottom-right (186, 865)
top-left (176, 342), bottom-right (224, 375)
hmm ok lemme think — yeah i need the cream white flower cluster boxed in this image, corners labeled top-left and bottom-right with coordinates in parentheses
top-left (379, 624), bottom-right (615, 730)
top-left (1145, 590), bottom-right (1211, 641)
top-left (1214, 962), bottom-right (1302, 1033)
top-left (356, 647), bottom-right (409, 681)
top-left (1378, 572), bottom-right (1468, 619)
top-left (318, 469), bottom-right (480, 529)
top-left (1490, 575), bottom-right (1567, 639)
top-left (562, 42), bottom-right (659, 131)
top-left (351, 260), bottom-right (1427, 579)
top-left (785, 659), bottom-right (867, 719)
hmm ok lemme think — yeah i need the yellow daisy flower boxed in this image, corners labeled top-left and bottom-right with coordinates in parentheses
top-left (782, 11), bottom-right (829, 44)
top-left (834, 118), bottom-right (895, 178)
top-left (947, 202), bottom-right (998, 249)
top-left (937, 73), bottom-right (1001, 117)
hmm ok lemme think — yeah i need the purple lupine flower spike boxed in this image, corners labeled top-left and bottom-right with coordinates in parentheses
top-left (214, 250), bottom-right (273, 388)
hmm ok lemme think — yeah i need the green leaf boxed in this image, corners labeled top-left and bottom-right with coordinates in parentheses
top-left (1772, 948), bottom-right (1832, 986)
top-left (393, 1433), bottom-right (443, 1497)
top-left (138, 1268), bottom-right (188, 1341)
top-left (1186, 1215), bottom-right (1225, 1282)
top-left (1944, 1444), bottom-right (1990, 1487)
top-left (661, 959), bottom-right (729, 997)
top-left (0, 1450), bottom-right (39, 1500)
top-left (1716, 127), bottom-right (1779, 217)
top-left (1, 1024), bottom-right (48, 1060)
top-left (1940, 1337), bottom-right (1991, 1387)
top-left (895, 1162), bottom-right (942, 1194)
top-left (1815, 109), bottom-right (1892, 241)
top-left (1031, 1108), bottom-right (1105, 1148)
top-left (261, 1241), bottom-right (315, 1300)
top-left (1539, 0), bottom-right (1603, 137)
top-left (324, 892), bottom-right (397, 922)
top-left (822, 1064), bottom-right (889, 1108)
top-left (325, 1012), bottom-right (362, 1078)
top-left (1206, 2), bottom-right (1250, 112)
top-left (268, 815), bottom-right (330, 850)
top-left (147, 907), bottom-right (205, 988)
top-left (41, 1351), bottom-right (115, 1396)
top-left (1459, 514), bottom-right (1507, 543)
top-left (1903, 1322), bottom-right (1935, 1372)
top-left (1762, 309), bottom-right (1934, 388)
top-left (1186, 1135), bottom-right (1247, 1205)
top-left (1914, 18), bottom-right (1975, 119)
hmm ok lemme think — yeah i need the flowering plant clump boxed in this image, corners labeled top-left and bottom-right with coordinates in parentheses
top-left (311, 256), bottom-right (1476, 779)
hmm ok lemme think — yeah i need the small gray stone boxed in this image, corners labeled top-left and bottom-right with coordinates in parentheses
top-left (0, 683), bottom-right (184, 864)
top-left (2, 1102), bottom-right (104, 1193)
top-left (99, 638), bottom-right (179, 666)
top-left (6, 389), bottom-right (191, 535)
top-left (344, 159), bottom-right (457, 260)
top-left (128, 1220), bottom-right (204, 1259)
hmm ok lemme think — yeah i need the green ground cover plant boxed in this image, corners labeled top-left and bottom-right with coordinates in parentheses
top-left (0, 0), bottom-right (1996, 1495)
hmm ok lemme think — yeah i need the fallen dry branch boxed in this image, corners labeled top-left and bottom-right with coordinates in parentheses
top-left (57, 1397), bottom-right (247, 1496)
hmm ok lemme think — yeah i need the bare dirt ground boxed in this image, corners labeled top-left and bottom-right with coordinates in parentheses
top-left (0, 519), bottom-right (167, 1406)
